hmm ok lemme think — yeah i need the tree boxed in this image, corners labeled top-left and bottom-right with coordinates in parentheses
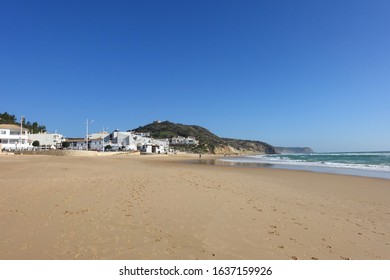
top-left (0, 112), bottom-right (47, 133)
top-left (32, 140), bottom-right (40, 147)
top-left (0, 112), bottom-right (17, 124)
top-left (25, 121), bottom-right (46, 133)
top-left (62, 142), bottom-right (70, 149)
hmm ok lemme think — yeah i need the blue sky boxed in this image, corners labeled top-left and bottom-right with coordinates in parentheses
top-left (1, 0), bottom-right (389, 152)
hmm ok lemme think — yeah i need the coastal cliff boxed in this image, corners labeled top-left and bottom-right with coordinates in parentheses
top-left (222, 138), bottom-right (276, 155)
top-left (132, 121), bottom-right (276, 155)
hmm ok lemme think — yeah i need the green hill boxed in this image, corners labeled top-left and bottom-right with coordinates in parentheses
top-left (131, 121), bottom-right (276, 154)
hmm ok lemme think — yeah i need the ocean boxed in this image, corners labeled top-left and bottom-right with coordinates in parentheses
top-left (219, 152), bottom-right (390, 180)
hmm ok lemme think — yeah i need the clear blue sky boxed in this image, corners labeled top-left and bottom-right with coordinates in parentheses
top-left (1, 0), bottom-right (389, 152)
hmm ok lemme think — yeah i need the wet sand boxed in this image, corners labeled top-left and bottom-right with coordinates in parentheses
top-left (0, 154), bottom-right (389, 259)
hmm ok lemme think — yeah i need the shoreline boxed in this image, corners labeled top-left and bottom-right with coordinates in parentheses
top-left (1, 154), bottom-right (389, 260)
top-left (187, 157), bottom-right (390, 180)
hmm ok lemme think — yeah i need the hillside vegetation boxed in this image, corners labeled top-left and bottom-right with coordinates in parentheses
top-left (132, 121), bottom-right (276, 155)
top-left (0, 112), bottom-right (46, 133)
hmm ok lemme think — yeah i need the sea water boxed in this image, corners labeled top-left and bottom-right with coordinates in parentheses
top-left (219, 152), bottom-right (390, 180)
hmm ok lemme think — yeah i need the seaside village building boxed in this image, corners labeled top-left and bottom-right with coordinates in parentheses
top-left (65, 138), bottom-right (87, 150)
top-left (0, 124), bottom-right (66, 151)
top-left (0, 124), bottom-right (32, 151)
top-left (0, 123), bottom-right (197, 154)
top-left (28, 132), bottom-right (65, 149)
top-left (141, 139), bottom-right (169, 154)
top-left (170, 136), bottom-right (199, 145)
top-left (64, 130), bottom-right (170, 154)
top-left (102, 130), bottom-right (169, 154)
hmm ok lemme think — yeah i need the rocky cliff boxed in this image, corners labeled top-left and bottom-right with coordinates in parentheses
top-left (222, 138), bottom-right (276, 154)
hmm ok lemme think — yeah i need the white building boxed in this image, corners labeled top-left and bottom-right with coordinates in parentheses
top-left (87, 131), bottom-right (136, 151)
top-left (132, 134), bottom-right (169, 154)
top-left (89, 137), bottom-right (105, 151)
top-left (111, 131), bottom-right (137, 151)
top-left (0, 124), bottom-right (32, 151)
top-left (28, 132), bottom-right (65, 149)
top-left (171, 136), bottom-right (199, 145)
top-left (184, 136), bottom-right (199, 145)
top-left (64, 136), bottom-right (108, 151)
top-left (64, 138), bottom-right (86, 150)
top-left (88, 132), bottom-right (110, 151)
top-left (171, 136), bottom-right (186, 144)
top-left (97, 130), bottom-right (162, 152)
top-left (132, 131), bottom-right (150, 137)
top-left (140, 140), bottom-right (169, 154)
top-left (65, 132), bottom-right (109, 151)
top-left (65, 129), bottom-right (170, 153)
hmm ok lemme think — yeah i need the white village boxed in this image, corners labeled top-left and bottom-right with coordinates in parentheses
top-left (0, 119), bottom-right (199, 154)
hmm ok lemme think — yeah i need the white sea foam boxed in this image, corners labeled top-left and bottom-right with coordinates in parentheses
top-left (222, 155), bottom-right (390, 172)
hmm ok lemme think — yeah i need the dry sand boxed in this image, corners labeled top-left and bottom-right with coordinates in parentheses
top-left (0, 153), bottom-right (389, 260)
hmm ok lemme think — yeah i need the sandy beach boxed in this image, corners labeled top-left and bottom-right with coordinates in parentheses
top-left (0, 153), bottom-right (389, 260)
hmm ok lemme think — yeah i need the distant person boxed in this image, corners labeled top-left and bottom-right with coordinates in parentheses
top-left (199, 154), bottom-right (202, 159)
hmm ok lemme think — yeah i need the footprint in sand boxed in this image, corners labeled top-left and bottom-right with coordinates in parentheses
top-left (20, 243), bottom-right (30, 250)
top-left (268, 230), bottom-right (280, 236)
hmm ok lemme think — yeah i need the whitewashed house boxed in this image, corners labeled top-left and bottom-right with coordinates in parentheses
top-left (112, 131), bottom-right (138, 151)
top-left (140, 140), bottom-right (169, 154)
top-left (65, 137), bottom-right (105, 151)
top-left (0, 124), bottom-right (32, 151)
top-left (65, 138), bottom-right (86, 150)
top-left (170, 136), bottom-right (199, 145)
top-left (88, 132), bottom-right (110, 151)
top-left (184, 136), bottom-right (199, 145)
top-left (69, 129), bottom-right (170, 153)
top-left (102, 130), bottom-right (168, 152)
top-left (88, 137), bottom-right (103, 151)
top-left (91, 130), bottom-right (137, 151)
top-left (171, 136), bottom-right (186, 144)
top-left (132, 131), bottom-right (150, 137)
top-left (28, 132), bottom-right (65, 149)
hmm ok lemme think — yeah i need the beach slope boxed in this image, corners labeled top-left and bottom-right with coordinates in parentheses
top-left (0, 154), bottom-right (389, 259)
